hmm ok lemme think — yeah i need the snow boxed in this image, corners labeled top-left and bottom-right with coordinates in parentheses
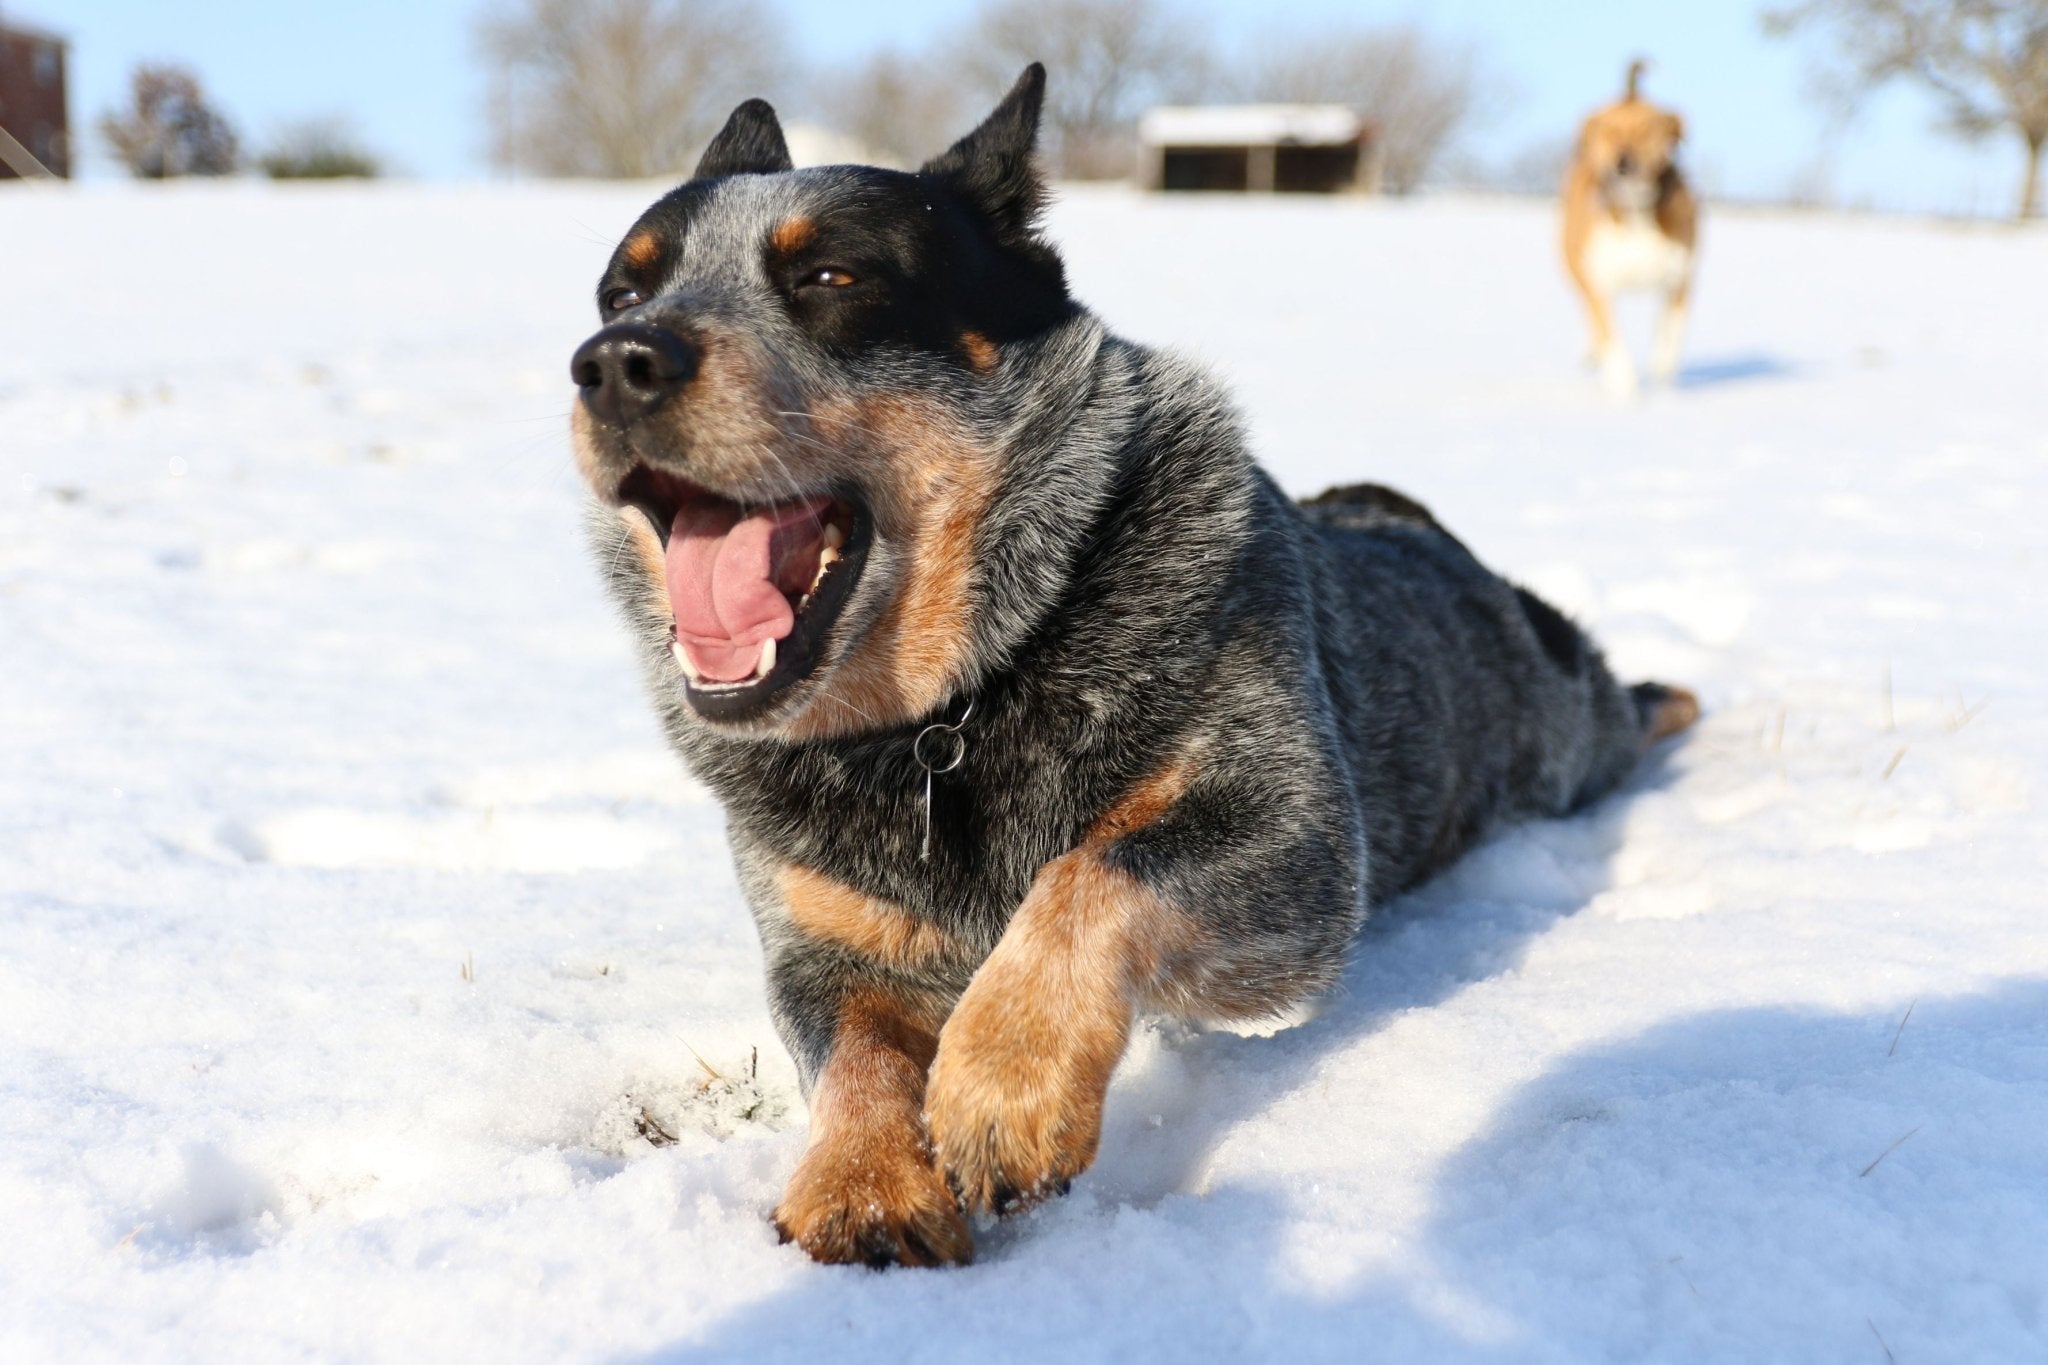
top-left (2, 179), bottom-right (2044, 1363)
top-left (1138, 105), bottom-right (1364, 148)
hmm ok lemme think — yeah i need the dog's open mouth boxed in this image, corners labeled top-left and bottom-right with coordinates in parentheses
top-left (618, 465), bottom-right (868, 719)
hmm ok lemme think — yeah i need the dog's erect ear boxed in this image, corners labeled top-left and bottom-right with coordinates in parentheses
top-left (920, 63), bottom-right (1048, 241)
top-left (694, 99), bottom-right (794, 180)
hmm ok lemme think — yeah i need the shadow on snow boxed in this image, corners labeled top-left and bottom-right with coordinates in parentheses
top-left (621, 742), bottom-right (2048, 1362)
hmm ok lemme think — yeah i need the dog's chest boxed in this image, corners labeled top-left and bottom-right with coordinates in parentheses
top-left (1585, 214), bottom-right (1691, 293)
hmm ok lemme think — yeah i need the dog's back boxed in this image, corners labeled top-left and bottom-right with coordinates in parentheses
top-left (1293, 483), bottom-right (1643, 897)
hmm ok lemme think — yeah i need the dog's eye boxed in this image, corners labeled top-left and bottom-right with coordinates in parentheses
top-left (603, 287), bottom-right (644, 312)
top-left (801, 268), bottom-right (856, 289)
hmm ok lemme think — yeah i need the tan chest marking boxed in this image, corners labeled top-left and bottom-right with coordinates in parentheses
top-left (779, 864), bottom-right (962, 969)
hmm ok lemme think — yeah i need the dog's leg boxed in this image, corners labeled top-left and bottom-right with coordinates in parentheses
top-left (1650, 274), bottom-right (1691, 385)
top-left (770, 978), bottom-right (974, 1267)
top-left (922, 846), bottom-right (1152, 1214)
top-left (924, 761), bottom-right (1206, 1216)
top-left (1596, 314), bottom-right (1637, 397)
top-left (1569, 261), bottom-right (1635, 397)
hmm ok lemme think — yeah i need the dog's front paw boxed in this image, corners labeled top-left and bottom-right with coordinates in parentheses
top-left (774, 1132), bottom-right (972, 1268)
top-left (924, 977), bottom-right (1123, 1216)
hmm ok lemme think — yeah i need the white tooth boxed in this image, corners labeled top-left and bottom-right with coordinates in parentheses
top-left (805, 545), bottom-right (840, 596)
top-left (670, 639), bottom-right (700, 682)
top-left (823, 523), bottom-right (846, 550)
top-left (756, 637), bottom-right (777, 679)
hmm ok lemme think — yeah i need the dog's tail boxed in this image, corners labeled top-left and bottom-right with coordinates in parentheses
top-left (1624, 58), bottom-right (1648, 102)
top-left (1629, 681), bottom-right (1700, 747)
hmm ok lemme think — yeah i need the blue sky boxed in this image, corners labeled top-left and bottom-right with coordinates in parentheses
top-left (29, 0), bottom-right (2032, 215)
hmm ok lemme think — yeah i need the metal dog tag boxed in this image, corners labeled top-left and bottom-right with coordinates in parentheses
top-left (911, 699), bottom-right (974, 861)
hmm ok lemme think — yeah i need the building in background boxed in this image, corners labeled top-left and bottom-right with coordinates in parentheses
top-left (1138, 105), bottom-right (1379, 194)
top-left (0, 10), bottom-right (68, 179)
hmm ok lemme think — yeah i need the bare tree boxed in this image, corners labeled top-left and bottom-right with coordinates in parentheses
top-left (1486, 134), bottom-right (1577, 197)
top-left (1243, 25), bottom-right (1493, 194)
top-left (952, 0), bottom-right (1215, 179)
top-left (259, 118), bottom-right (382, 179)
top-left (99, 65), bottom-right (240, 178)
top-left (815, 49), bottom-right (975, 168)
top-left (1765, 0), bottom-right (2048, 219)
top-left (476, 0), bottom-right (789, 178)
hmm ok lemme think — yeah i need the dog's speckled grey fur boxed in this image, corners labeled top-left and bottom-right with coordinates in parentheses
top-left (573, 69), bottom-right (1668, 1244)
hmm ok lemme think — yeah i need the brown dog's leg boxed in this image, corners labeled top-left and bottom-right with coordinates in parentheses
top-left (1651, 275), bottom-right (1692, 384)
top-left (773, 989), bottom-right (973, 1267)
top-left (1576, 272), bottom-right (1636, 395)
top-left (1565, 254), bottom-right (1613, 361)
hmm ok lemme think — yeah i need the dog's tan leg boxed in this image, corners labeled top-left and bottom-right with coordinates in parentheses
top-left (924, 764), bottom-right (1199, 1215)
top-left (1595, 307), bottom-right (1636, 396)
top-left (773, 989), bottom-right (974, 1267)
top-left (922, 850), bottom-right (1154, 1213)
top-left (1568, 259), bottom-right (1635, 397)
top-left (1651, 275), bottom-right (1691, 385)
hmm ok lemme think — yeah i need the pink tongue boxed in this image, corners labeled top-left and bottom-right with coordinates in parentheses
top-left (667, 497), bottom-right (831, 683)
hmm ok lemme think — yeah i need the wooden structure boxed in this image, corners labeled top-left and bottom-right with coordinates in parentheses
top-left (1138, 105), bottom-right (1377, 194)
top-left (0, 10), bottom-right (67, 179)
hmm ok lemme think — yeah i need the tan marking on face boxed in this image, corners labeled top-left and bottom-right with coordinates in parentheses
top-left (585, 503), bottom-right (674, 644)
top-left (569, 403), bottom-right (607, 491)
top-left (624, 509), bottom-right (664, 574)
top-left (779, 865), bottom-right (963, 970)
top-left (773, 990), bottom-right (972, 1267)
top-left (576, 372), bottom-right (993, 740)
top-left (923, 749), bottom-right (1221, 1215)
top-left (957, 331), bottom-right (999, 373)
top-left (785, 396), bottom-right (996, 741)
top-left (770, 216), bottom-right (815, 256)
top-left (620, 229), bottom-right (662, 270)
top-left (621, 504), bottom-right (670, 597)
top-left (1577, 102), bottom-right (1682, 183)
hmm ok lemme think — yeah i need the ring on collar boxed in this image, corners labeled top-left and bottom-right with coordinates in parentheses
top-left (913, 698), bottom-right (975, 861)
top-left (913, 719), bottom-right (969, 774)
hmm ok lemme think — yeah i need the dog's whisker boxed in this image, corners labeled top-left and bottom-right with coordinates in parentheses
top-left (603, 519), bottom-right (635, 587)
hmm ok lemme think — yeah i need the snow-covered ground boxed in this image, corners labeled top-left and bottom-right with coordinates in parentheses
top-left (2, 180), bottom-right (2043, 1363)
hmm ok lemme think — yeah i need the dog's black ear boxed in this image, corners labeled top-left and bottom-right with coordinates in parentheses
top-left (920, 63), bottom-right (1047, 241)
top-left (694, 99), bottom-right (794, 179)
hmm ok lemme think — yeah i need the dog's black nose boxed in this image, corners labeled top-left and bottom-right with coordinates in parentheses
top-left (571, 323), bottom-right (700, 427)
top-left (1615, 149), bottom-right (1636, 176)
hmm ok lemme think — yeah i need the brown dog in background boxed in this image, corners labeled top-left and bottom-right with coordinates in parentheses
top-left (1562, 61), bottom-right (1698, 396)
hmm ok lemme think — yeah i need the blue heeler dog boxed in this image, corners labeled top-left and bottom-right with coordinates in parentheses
top-left (569, 65), bottom-right (1699, 1267)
